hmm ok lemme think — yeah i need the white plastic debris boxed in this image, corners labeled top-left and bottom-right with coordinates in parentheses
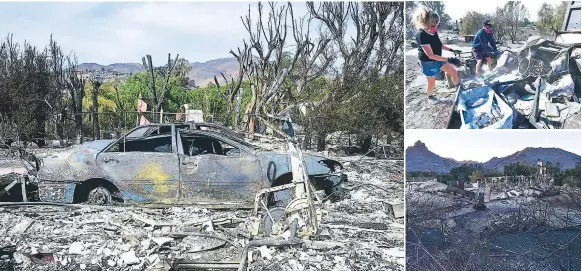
top-left (257, 245), bottom-right (273, 260)
top-left (120, 251), bottom-right (140, 265)
top-left (68, 242), bottom-right (85, 255)
top-left (202, 220), bottom-right (215, 232)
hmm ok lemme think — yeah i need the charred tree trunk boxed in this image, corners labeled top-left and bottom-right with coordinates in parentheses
top-left (358, 135), bottom-right (373, 154)
top-left (57, 108), bottom-right (65, 145)
top-left (224, 103), bottom-right (233, 127)
top-left (114, 85), bottom-right (125, 138)
top-left (33, 105), bottom-right (46, 147)
top-left (302, 124), bottom-right (312, 150)
top-left (234, 88), bottom-right (243, 129)
top-left (73, 84), bottom-right (84, 143)
top-left (74, 111), bottom-right (83, 143)
top-left (247, 84), bottom-right (257, 134)
top-left (65, 56), bottom-right (85, 144)
top-left (156, 53), bottom-right (179, 113)
top-left (142, 55), bottom-right (157, 120)
top-left (316, 133), bottom-right (326, 152)
top-left (91, 81), bottom-right (101, 140)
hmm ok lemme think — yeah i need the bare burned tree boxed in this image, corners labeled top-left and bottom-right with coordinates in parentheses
top-left (112, 84), bottom-right (125, 138)
top-left (377, 4), bottom-right (404, 75)
top-left (141, 53), bottom-right (179, 121)
top-left (88, 78), bottom-right (102, 140)
top-left (213, 43), bottom-right (250, 127)
top-left (237, 2), bottom-right (290, 133)
top-left (0, 34), bottom-right (55, 147)
top-left (306, 2), bottom-right (403, 151)
top-left (142, 55), bottom-right (157, 115)
top-left (503, 1), bottom-right (529, 43)
top-left (46, 36), bottom-right (66, 145)
top-left (233, 2), bottom-right (337, 136)
top-left (286, 4), bottom-right (335, 149)
top-left (65, 55), bottom-right (85, 143)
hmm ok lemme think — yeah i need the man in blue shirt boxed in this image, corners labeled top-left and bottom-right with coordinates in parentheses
top-left (472, 20), bottom-right (499, 76)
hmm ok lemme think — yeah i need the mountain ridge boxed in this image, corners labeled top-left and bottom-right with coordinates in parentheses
top-left (78, 57), bottom-right (240, 87)
top-left (406, 141), bottom-right (580, 173)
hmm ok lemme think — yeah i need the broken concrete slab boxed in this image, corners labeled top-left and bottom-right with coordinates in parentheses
top-left (383, 202), bottom-right (405, 219)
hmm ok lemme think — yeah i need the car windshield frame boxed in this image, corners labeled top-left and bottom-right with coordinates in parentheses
top-left (81, 140), bottom-right (114, 151)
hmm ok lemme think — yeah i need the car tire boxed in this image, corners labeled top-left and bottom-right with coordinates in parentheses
top-left (259, 207), bottom-right (287, 236)
top-left (87, 187), bottom-right (112, 205)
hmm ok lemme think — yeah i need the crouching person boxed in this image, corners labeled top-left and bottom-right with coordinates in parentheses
top-left (472, 19), bottom-right (500, 76)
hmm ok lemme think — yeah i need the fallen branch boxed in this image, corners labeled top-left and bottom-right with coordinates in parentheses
top-left (320, 223), bottom-right (389, 233)
top-left (129, 212), bottom-right (232, 228)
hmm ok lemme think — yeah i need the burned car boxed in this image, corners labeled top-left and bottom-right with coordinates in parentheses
top-left (29, 123), bottom-right (345, 206)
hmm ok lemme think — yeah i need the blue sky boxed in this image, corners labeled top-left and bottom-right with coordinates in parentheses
top-left (405, 130), bottom-right (582, 162)
top-left (0, 2), bottom-right (310, 65)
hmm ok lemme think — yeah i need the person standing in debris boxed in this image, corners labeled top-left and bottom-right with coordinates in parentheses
top-left (413, 5), bottom-right (461, 100)
top-left (472, 20), bottom-right (499, 77)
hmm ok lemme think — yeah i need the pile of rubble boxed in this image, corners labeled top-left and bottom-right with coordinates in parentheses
top-left (253, 157), bottom-right (405, 270)
top-left (0, 155), bottom-right (404, 271)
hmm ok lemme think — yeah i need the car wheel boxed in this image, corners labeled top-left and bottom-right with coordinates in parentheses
top-left (259, 207), bottom-right (287, 236)
top-left (87, 187), bottom-right (112, 205)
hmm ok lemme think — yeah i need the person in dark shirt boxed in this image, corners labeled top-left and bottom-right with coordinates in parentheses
top-left (413, 6), bottom-right (462, 100)
top-left (472, 20), bottom-right (499, 76)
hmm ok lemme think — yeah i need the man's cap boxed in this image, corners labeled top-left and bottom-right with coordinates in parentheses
top-left (483, 20), bottom-right (493, 27)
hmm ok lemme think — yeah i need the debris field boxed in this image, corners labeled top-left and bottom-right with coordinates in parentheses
top-left (0, 144), bottom-right (404, 271)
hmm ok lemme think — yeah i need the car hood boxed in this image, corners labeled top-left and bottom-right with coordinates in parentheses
top-left (257, 152), bottom-right (343, 178)
top-left (36, 140), bottom-right (112, 160)
top-left (35, 140), bottom-right (113, 176)
top-left (35, 151), bottom-right (99, 183)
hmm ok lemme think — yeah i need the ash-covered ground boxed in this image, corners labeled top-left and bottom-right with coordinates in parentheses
top-left (0, 138), bottom-right (404, 271)
top-left (406, 180), bottom-right (581, 271)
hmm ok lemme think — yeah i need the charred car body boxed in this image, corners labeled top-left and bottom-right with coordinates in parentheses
top-left (28, 123), bottom-right (345, 206)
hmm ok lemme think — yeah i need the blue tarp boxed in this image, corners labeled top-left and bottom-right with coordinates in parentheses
top-left (457, 86), bottom-right (513, 129)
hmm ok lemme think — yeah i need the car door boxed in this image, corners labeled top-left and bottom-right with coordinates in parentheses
top-left (96, 133), bottom-right (180, 203)
top-left (178, 132), bottom-right (263, 205)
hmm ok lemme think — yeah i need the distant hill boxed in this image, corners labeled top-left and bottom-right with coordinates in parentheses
top-left (406, 141), bottom-right (581, 173)
top-left (405, 141), bottom-right (461, 173)
top-left (483, 147), bottom-right (580, 171)
top-left (79, 57), bottom-right (241, 87)
top-left (189, 58), bottom-right (240, 87)
top-left (78, 63), bottom-right (144, 74)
